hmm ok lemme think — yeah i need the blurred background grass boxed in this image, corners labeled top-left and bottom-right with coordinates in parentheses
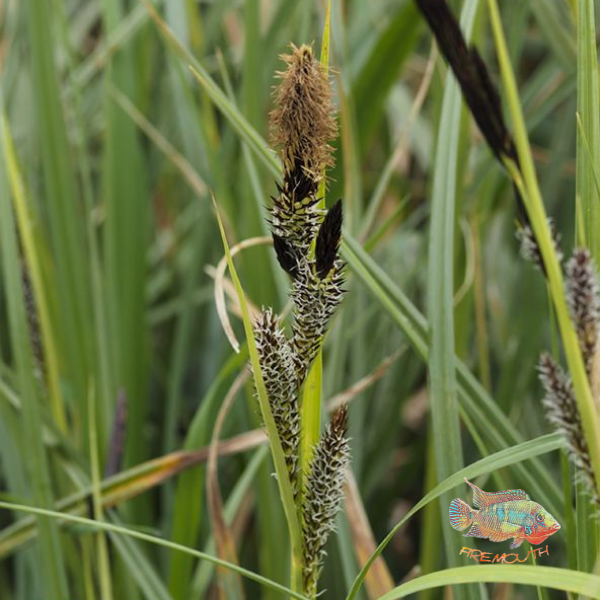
top-left (0, 0), bottom-right (595, 598)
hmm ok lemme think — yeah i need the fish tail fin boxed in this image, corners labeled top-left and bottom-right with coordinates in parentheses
top-left (449, 498), bottom-right (473, 531)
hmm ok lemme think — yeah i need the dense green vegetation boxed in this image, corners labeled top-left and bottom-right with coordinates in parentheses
top-left (1, 0), bottom-right (600, 598)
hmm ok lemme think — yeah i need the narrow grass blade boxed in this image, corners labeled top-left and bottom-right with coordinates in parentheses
top-left (101, 0), bottom-right (150, 471)
top-left (88, 386), bottom-right (114, 600)
top-left (301, 354), bottom-right (323, 476)
top-left (351, 1), bottom-right (421, 148)
top-left (1, 112), bottom-right (66, 432)
top-left (0, 112), bottom-right (69, 600)
top-left (0, 501), bottom-right (310, 600)
top-left (24, 0), bottom-right (91, 431)
top-left (377, 565), bottom-right (600, 600)
top-left (212, 199), bottom-right (305, 592)
top-left (576, 0), bottom-right (600, 254)
top-left (426, 0), bottom-right (479, 579)
top-left (344, 433), bottom-right (564, 600)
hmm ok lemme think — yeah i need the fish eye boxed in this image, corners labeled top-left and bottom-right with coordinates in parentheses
top-left (536, 513), bottom-right (544, 523)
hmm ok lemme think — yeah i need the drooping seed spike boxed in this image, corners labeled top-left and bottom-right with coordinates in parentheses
top-left (414, 0), bottom-right (515, 164)
top-left (538, 353), bottom-right (597, 504)
top-left (315, 199), bottom-right (343, 279)
top-left (414, 0), bottom-right (541, 233)
top-left (302, 405), bottom-right (350, 597)
top-left (565, 249), bottom-right (600, 378)
top-left (253, 308), bottom-right (301, 501)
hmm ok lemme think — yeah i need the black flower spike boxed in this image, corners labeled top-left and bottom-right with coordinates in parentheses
top-left (414, 0), bottom-right (535, 234)
top-left (302, 405), bottom-right (350, 597)
top-left (566, 249), bottom-right (600, 378)
top-left (316, 200), bottom-right (343, 279)
top-left (253, 308), bottom-right (301, 501)
top-left (414, 0), bottom-right (516, 164)
top-left (538, 353), bottom-right (597, 504)
top-left (272, 233), bottom-right (299, 278)
top-left (291, 259), bottom-right (345, 385)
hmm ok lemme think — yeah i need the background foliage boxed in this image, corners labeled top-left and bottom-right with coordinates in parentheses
top-left (0, 0), bottom-right (598, 598)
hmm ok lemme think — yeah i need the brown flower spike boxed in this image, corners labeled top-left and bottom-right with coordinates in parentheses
top-left (270, 44), bottom-right (337, 186)
top-left (269, 44), bottom-right (338, 270)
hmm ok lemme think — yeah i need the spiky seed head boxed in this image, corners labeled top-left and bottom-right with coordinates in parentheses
top-left (253, 308), bottom-right (301, 501)
top-left (315, 200), bottom-right (343, 279)
top-left (302, 405), bottom-right (350, 597)
top-left (270, 44), bottom-right (337, 183)
top-left (516, 220), bottom-right (562, 271)
top-left (270, 193), bottom-right (324, 267)
top-left (565, 249), bottom-right (600, 378)
top-left (538, 353), bottom-right (597, 503)
top-left (291, 259), bottom-right (345, 384)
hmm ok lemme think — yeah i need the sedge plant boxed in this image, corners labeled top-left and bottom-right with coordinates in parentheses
top-left (217, 43), bottom-right (350, 599)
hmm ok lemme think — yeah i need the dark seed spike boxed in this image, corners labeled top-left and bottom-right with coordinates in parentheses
top-left (414, 0), bottom-right (537, 242)
top-left (253, 308), bottom-right (301, 502)
top-left (291, 259), bottom-right (345, 384)
top-left (565, 249), bottom-right (600, 377)
top-left (316, 199), bottom-right (343, 279)
top-left (302, 405), bottom-right (350, 597)
top-left (414, 0), bottom-right (512, 163)
top-left (538, 353), bottom-right (598, 505)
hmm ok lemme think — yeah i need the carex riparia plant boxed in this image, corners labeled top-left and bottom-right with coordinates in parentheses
top-left (250, 44), bottom-right (349, 598)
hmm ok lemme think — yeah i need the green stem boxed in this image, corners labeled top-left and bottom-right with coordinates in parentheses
top-left (300, 354), bottom-right (323, 478)
top-left (298, 11), bottom-right (333, 595)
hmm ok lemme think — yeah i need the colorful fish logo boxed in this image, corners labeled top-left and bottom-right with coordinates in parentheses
top-left (449, 478), bottom-right (561, 549)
